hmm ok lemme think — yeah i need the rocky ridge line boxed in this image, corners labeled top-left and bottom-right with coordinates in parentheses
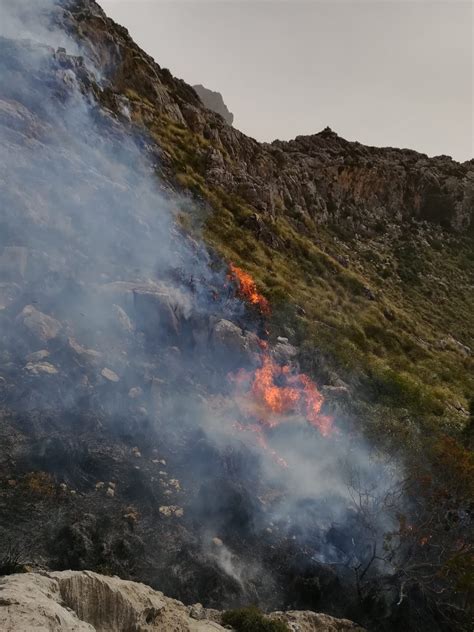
top-left (59, 0), bottom-right (474, 235)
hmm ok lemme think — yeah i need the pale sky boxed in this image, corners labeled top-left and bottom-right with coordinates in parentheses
top-left (99, 1), bottom-right (473, 162)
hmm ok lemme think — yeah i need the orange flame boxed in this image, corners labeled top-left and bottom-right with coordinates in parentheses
top-left (226, 262), bottom-right (333, 465)
top-left (231, 354), bottom-right (333, 437)
top-left (228, 263), bottom-right (270, 316)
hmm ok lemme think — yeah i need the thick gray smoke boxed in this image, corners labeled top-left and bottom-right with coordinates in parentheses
top-left (0, 0), bottom-right (404, 605)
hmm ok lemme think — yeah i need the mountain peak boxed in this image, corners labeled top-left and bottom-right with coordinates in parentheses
top-left (192, 84), bottom-right (234, 125)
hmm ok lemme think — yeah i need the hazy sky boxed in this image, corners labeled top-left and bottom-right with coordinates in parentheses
top-left (100, 1), bottom-right (473, 161)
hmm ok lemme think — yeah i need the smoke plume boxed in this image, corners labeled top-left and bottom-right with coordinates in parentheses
top-left (0, 0), bottom-right (405, 609)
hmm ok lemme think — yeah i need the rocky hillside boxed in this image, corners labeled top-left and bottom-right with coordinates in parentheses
top-left (0, 1), bottom-right (472, 632)
top-left (57, 0), bottom-right (473, 436)
top-left (0, 571), bottom-right (364, 631)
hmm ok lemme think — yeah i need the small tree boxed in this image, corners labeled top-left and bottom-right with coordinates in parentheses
top-left (341, 440), bottom-right (473, 628)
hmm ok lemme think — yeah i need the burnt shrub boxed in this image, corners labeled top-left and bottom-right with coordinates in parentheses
top-left (222, 606), bottom-right (289, 632)
top-left (0, 541), bottom-right (24, 576)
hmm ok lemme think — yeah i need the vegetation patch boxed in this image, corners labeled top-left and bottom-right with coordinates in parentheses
top-left (222, 606), bottom-right (290, 632)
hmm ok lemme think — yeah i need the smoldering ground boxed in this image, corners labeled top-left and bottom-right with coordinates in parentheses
top-left (0, 0), bottom-right (407, 620)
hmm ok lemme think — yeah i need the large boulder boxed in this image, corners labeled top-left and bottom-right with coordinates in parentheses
top-left (0, 573), bottom-right (94, 631)
top-left (211, 319), bottom-right (260, 367)
top-left (271, 610), bottom-right (365, 631)
top-left (54, 570), bottom-right (167, 631)
top-left (271, 341), bottom-right (298, 366)
top-left (0, 571), bottom-right (366, 631)
top-left (16, 305), bottom-right (62, 342)
top-left (100, 282), bottom-right (191, 344)
top-left (0, 571), bottom-right (225, 631)
top-left (132, 287), bottom-right (180, 341)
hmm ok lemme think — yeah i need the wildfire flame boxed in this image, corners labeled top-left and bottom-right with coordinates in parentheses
top-left (231, 354), bottom-right (333, 437)
top-left (227, 262), bottom-right (333, 466)
top-left (228, 263), bottom-right (270, 316)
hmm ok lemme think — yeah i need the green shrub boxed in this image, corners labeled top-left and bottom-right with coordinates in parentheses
top-left (222, 607), bottom-right (289, 632)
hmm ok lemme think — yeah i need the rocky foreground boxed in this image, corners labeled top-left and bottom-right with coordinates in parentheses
top-left (0, 571), bottom-right (364, 631)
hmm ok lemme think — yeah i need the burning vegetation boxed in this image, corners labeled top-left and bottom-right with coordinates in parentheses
top-left (228, 263), bottom-right (271, 316)
top-left (231, 353), bottom-right (334, 439)
top-left (226, 265), bottom-right (333, 463)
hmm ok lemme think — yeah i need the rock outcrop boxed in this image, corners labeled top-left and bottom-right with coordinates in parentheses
top-left (193, 85), bottom-right (234, 126)
top-left (0, 571), bottom-right (364, 632)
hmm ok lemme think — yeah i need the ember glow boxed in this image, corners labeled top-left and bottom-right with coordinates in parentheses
top-left (231, 354), bottom-right (334, 437)
top-left (228, 263), bottom-right (270, 316)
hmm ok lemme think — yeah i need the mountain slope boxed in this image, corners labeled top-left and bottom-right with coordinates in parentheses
top-left (62, 0), bottom-right (473, 437)
top-left (0, 2), bottom-right (472, 631)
